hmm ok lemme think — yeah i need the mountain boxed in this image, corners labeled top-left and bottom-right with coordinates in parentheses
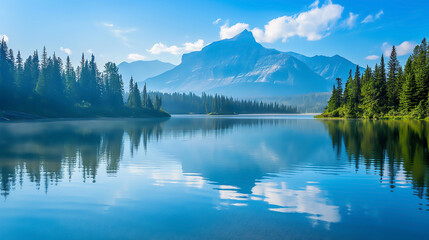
top-left (146, 30), bottom-right (330, 97)
top-left (286, 52), bottom-right (365, 83)
top-left (118, 60), bottom-right (175, 83)
top-left (145, 30), bottom-right (361, 97)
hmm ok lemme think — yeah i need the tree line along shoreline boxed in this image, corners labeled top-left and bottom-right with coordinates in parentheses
top-left (149, 92), bottom-right (298, 115)
top-left (0, 38), bottom-right (169, 119)
top-left (317, 37), bottom-right (429, 120)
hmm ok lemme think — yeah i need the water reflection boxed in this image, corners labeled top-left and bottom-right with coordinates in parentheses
top-left (321, 119), bottom-right (429, 200)
top-left (0, 119), bottom-right (165, 196)
top-left (252, 182), bottom-right (340, 224)
top-left (217, 181), bottom-right (340, 227)
top-left (0, 116), bottom-right (429, 227)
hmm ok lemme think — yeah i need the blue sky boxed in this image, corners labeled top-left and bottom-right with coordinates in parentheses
top-left (0, 0), bottom-right (428, 67)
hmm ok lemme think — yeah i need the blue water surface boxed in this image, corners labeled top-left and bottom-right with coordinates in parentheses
top-left (0, 115), bottom-right (428, 239)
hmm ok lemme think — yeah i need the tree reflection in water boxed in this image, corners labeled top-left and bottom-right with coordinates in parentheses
top-left (321, 119), bottom-right (429, 200)
top-left (0, 117), bottom-right (428, 204)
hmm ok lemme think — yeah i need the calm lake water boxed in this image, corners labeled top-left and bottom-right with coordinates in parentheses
top-left (0, 115), bottom-right (428, 239)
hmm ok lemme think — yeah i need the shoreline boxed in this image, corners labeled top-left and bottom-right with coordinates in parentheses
top-left (314, 114), bottom-right (429, 120)
top-left (0, 110), bottom-right (170, 122)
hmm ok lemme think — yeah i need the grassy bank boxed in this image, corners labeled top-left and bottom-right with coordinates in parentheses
top-left (315, 108), bottom-right (429, 120)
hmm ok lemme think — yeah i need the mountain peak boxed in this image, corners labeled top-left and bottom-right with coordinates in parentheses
top-left (231, 29), bottom-right (256, 42)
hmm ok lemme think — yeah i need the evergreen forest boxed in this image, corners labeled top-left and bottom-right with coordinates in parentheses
top-left (150, 92), bottom-right (298, 114)
top-left (0, 38), bottom-right (169, 119)
top-left (319, 38), bottom-right (429, 119)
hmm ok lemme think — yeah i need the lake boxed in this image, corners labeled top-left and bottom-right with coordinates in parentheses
top-left (0, 115), bottom-right (428, 239)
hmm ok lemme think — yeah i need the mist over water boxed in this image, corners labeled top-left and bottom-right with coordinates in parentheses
top-left (0, 115), bottom-right (428, 239)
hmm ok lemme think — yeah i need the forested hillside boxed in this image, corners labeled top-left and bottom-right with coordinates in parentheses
top-left (150, 92), bottom-right (298, 114)
top-left (319, 38), bottom-right (429, 119)
top-left (0, 38), bottom-right (169, 119)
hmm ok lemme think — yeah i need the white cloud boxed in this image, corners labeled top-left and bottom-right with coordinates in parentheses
top-left (383, 41), bottom-right (416, 57)
top-left (252, 182), bottom-right (341, 224)
top-left (220, 22), bottom-right (250, 40)
top-left (148, 43), bottom-right (181, 55)
top-left (345, 12), bottom-right (358, 29)
top-left (184, 39), bottom-right (205, 52)
top-left (309, 0), bottom-right (320, 9)
top-left (375, 10), bottom-right (384, 19)
top-left (87, 49), bottom-right (94, 54)
top-left (103, 22), bottom-right (114, 27)
top-left (249, 0), bottom-right (344, 43)
top-left (365, 55), bottom-right (379, 60)
top-left (147, 39), bottom-right (204, 55)
top-left (60, 47), bottom-right (72, 55)
top-left (102, 22), bottom-right (136, 46)
top-left (361, 15), bottom-right (373, 24)
top-left (1, 34), bottom-right (8, 42)
top-left (127, 53), bottom-right (146, 61)
top-left (213, 18), bottom-right (222, 25)
top-left (361, 10), bottom-right (383, 23)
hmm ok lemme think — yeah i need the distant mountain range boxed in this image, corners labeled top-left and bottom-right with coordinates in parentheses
top-left (118, 30), bottom-right (362, 98)
top-left (286, 52), bottom-right (365, 82)
top-left (118, 60), bottom-right (175, 85)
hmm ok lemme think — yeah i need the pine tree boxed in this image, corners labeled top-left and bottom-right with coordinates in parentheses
top-left (361, 66), bottom-right (376, 118)
top-left (344, 70), bottom-right (357, 117)
top-left (387, 46), bottom-right (401, 110)
top-left (141, 83), bottom-right (148, 108)
top-left (326, 84), bottom-right (338, 112)
top-left (36, 52), bottom-right (66, 108)
top-left (335, 77), bottom-right (343, 107)
top-left (343, 70), bottom-right (352, 107)
top-left (154, 95), bottom-right (162, 110)
top-left (15, 50), bottom-right (24, 94)
top-left (374, 55), bottom-right (387, 114)
top-left (353, 65), bottom-right (361, 111)
top-left (22, 55), bottom-right (34, 99)
top-left (103, 62), bottom-right (124, 107)
top-left (413, 39), bottom-right (428, 104)
top-left (88, 54), bottom-right (101, 105)
top-left (30, 51), bottom-right (39, 96)
top-left (36, 50), bottom-right (49, 102)
top-left (127, 77), bottom-right (135, 107)
top-left (400, 58), bottom-right (417, 112)
top-left (147, 95), bottom-right (154, 109)
top-left (64, 56), bottom-right (78, 104)
top-left (133, 82), bottom-right (141, 108)
top-left (41, 46), bottom-right (48, 69)
top-left (0, 37), bottom-right (15, 108)
top-left (51, 53), bottom-right (65, 105)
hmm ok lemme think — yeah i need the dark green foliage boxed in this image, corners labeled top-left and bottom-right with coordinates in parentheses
top-left (78, 54), bottom-right (101, 106)
top-left (0, 40), bottom-right (167, 118)
top-left (64, 56), bottom-right (78, 104)
top-left (414, 38), bottom-right (428, 104)
top-left (36, 52), bottom-right (66, 109)
top-left (335, 77), bottom-right (343, 107)
top-left (0, 38), bottom-right (15, 108)
top-left (151, 92), bottom-right (298, 114)
top-left (141, 83), bottom-right (148, 108)
top-left (153, 95), bottom-right (162, 110)
top-left (326, 78), bottom-right (344, 113)
top-left (361, 66), bottom-right (377, 118)
top-left (320, 37), bottom-right (429, 119)
top-left (127, 77), bottom-right (142, 108)
top-left (387, 46), bottom-right (401, 110)
top-left (326, 85), bottom-right (338, 112)
top-left (375, 55), bottom-right (387, 114)
top-left (400, 59), bottom-right (418, 112)
top-left (102, 62), bottom-right (124, 107)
